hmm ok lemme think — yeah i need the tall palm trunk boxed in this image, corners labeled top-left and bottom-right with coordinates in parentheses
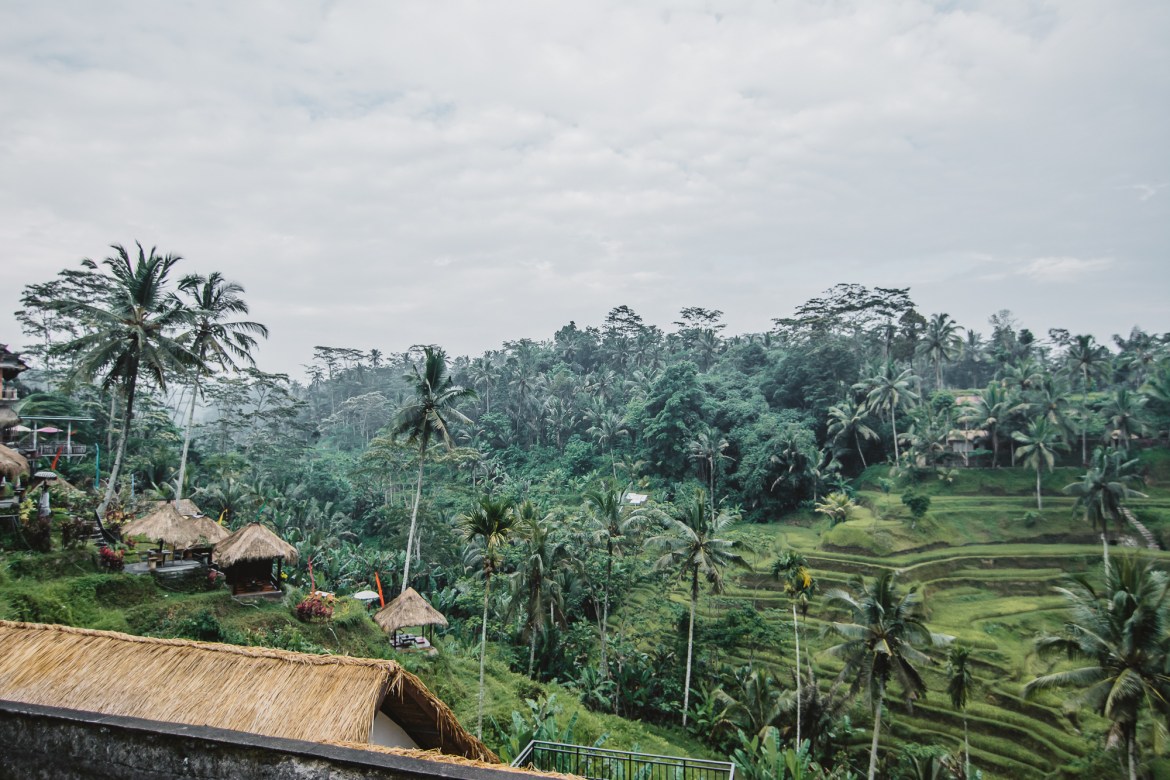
top-left (401, 444), bottom-right (426, 593)
top-left (964, 714), bottom-right (971, 780)
top-left (868, 681), bottom-right (885, 780)
top-left (1035, 467), bottom-right (1043, 510)
top-left (600, 539), bottom-right (612, 680)
top-left (890, 410), bottom-right (900, 463)
top-left (99, 370), bottom-right (138, 517)
top-left (476, 569), bottom-right (491, 739)
top-left (1128, 730), bottom-right (1137, 780)
top-left (682, 568), bottom-right (698, 727)
top-left (793, 603), bottom-right (802, 749)
top-left (855, 432), bottom-right (867, 469)
top-left (175, 373), bottom-right (200, 501)
top-left (1082, 367), bottom-right (1090, 465)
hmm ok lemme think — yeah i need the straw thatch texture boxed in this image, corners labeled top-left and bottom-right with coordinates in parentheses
top-left (0, 621), bottom-right (496, 761)
top-left (0, 443), bottom-right (29, 479)
top-left (375, 587), bottom-right (449, 634)
top-left (121, 504), bottom-right (229, 548)
top-left (152, 498), bottom-right (205, 517)
top-left (213, 523), bottom-right (298, 567)
top-left (330, 742), bottom-right (576, 779)
top-left (0, 407), bottom-right (18, 430)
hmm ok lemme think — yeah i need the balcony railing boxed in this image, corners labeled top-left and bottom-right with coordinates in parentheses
top-left (511, 741), bottom-right (734, 780)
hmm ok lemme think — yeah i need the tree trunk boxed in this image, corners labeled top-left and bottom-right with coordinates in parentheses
top-left (528, 615), bottom-right (537, 678)
top-left (600, 540), bottom-right (612, 680)
top-left (856, 432), bottom-right (868, 469)
top-left (964, 714), bottom-right (971, 780)
top-left (476, 571), bottom-right (491, 740)
top-left (868, 682), bottom-right (885, 780)
top-left (1035, 467), bottom-right (1043, 510)
top-left (401, 445), bottom-right (426, 593)
top-left (175, 373), bottom-right (201, 502)
top-left (682, 569), bottom-right (698, 728)
top-left (891, 410), bottom-right (900, 463)
top-left (99, 374), bottom-right (137, 518)
top-left (1128, 731), bottom-right (1137, 780)
top-left (793, 603), bottom-right (802, 749)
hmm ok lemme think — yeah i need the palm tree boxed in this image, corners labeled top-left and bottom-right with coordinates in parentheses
top-left (958, 383), bottom-right (1010, 468)
top-left (58, 244), bottom-right (197, 517)
top-left (688, 426), bottom-right (730, 513)
top-left (173, 273), bottom-right (268, 502)
top-left (511, 502), bottom-right (569, 677)
top-left (394, 346), bottom-right (476, 592)
top-left (1104, 388), bottom-right (1149, 453)
top-left (946, 645), bottom-right (976, 779)
top-left (855, 362), bottom-right (919, 464)
top-left (1064, 447), bottom-right (1148, 564)
top-left (826, 398), bottom-right (880, 470)
top-left (824, 571), bottom-right (949, 780)
top-left (650, 489), bottom-right (750, 727)
top-left (918, 313), bottom-right (964, 391)
top-left (772, 550), bottom-right (816, 749)
top-left (1025, 558), bottom-right (1170, 780)
top-left (582, 482), bottom-right (649, 682)
top-left (1066, 334), bottom-right (1110, 464)
top-left (459, 494), bottom-right (518, 739)
top-left (1012, 418), bottom-right (1066, 510)
top-left (587, 411), bottom-right (630, 480)
top-left (813, 492), bottom-right (856, 526)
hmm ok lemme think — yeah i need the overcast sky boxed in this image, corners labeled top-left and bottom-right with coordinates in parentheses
top-left (2, 1), bottom-right (1167, 376)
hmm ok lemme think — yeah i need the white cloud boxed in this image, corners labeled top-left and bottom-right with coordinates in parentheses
top-left (1016, 256), bottom-right (1112, 282)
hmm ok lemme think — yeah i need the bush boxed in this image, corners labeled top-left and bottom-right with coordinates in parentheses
top-left (98, 546), bottom-right (125, 572)
top-left (901, 491), bottom-right (932, 521)
top-left (295, 592), bottom-right (334, 622)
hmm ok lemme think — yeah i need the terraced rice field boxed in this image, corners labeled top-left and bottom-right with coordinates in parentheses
top-left (642, 474), bottom-right (1170, 779)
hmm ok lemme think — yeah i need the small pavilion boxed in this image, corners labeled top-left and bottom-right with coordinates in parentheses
top-left (121, 503), bottom-right (229, 563)
top-left (213, 523), bottom-right (298, 597)
top-left (375, 587), bottom-right (448, 650)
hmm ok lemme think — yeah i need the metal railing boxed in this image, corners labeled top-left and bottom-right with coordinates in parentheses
top-left (35, 443), bottom-right (87, 457)
top-left (511, 741), bottom-right (734, 780)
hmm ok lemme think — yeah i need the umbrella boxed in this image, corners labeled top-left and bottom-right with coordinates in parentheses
top-left (352, 590), bottom-right (380, 602)
top-left (11, 425), bottom-right (32, 433)
top-left (35, 426), bottom-right (62, 434)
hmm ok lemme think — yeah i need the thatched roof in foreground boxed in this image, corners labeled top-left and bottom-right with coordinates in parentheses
top-left (0, 407), bottom-right (18, 430)
top-left (213, 522), bottom-right (298, 567)
top-left (0, 443), bottom-right (29, 479)
top-left (0, 621), bottom-right (495, 762)
top-left (121, 504), bottom-right (229, 549)
top-left (375, 587), bottom-right (449, 634)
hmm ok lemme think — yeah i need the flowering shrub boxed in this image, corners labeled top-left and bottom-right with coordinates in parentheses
top-left (295, 592), bottom-right (334, 623)
top-left (99, 546), bottom-right (125, 572)
top-left (206, 569), bottom-right (225, 590)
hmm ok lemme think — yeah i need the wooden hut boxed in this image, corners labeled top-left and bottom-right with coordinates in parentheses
top-left (121, 503), bottom-right (229, 562)
top-left (213, 523), bottom-right (298, 596)
top-left (0, 620), bottom-right (496, 760)
top-left (375, 587), bottom-right (449, 650)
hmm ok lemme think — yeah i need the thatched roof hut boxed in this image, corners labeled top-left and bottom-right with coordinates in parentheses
top-left (0, 443), bottom-right (29, 480)
top-left (121, 503), bottom-right (229, 549)
top-left (213, 522), bottom-right (298, 568)
top-left (375, 587), bottom-right (449, 635)
top-left (0, 621), bottom-right (495, 761)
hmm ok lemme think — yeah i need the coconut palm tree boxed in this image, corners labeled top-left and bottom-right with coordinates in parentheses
top-left (688, 426), bottom-right (731, 513)
top-left (459, 494), bottom-right (517, 739)
top-left (394, 346), bottom-right (476, 592)
top-left (918, 313), bottom-right (964, 391)
top-left (1025, 558), bottom-right (1170, 780)
top-left (587, 411), bottom-right (630, 480)
top-left (958, 383), bottom-right (1010, 468)
top-left (1066, 334), bottom-right (1110, 464)
top-left (946, 645), bottom-right (976, 779)
top-left (772, 549), bottom-right (816, 748)
top-left (510, 502), bottom-right (569, 677)
top-left (826, 397), bottom-right (880, 470)
top-left (582, 482), bottom-right (650, 682)
top-left (824, 571), bottom-right (949, 780)
top-left (855, 362), bottom-right (919, 464)
top-left (650, 489), bottom-right (750, 727)
top-left (1064, 447), bottom-right (1148, 564)
top-left (1103, 388), bottom-right (1149, 453)
top-left (173, 273), bottom-right (268, 502)
top-left (1012, 418), bottom-right (1067, 510)
top-left (57, 244), bottom-right (198, 517)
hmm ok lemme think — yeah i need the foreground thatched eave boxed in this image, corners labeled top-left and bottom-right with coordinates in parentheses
top-left (0, 621), bottom-right (495, 762)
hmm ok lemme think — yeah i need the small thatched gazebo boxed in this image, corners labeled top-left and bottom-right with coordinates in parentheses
top-left (0, 443), bottom-right (29, 481)
top-left (213, 523), bottom-right (298, 597)
top-left (151, 498), bottom-right (205, 518)
top-left (375, 587), bottom-right (449, 649)
top-left (121, 503), bottom-right (229, 561)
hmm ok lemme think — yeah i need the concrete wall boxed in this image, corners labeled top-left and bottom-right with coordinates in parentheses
top-left (0, 700), bottom-right (518, 780)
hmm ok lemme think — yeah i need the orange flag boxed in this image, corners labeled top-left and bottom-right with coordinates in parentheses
top-left (375, 572), bottom-right (385, 607)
